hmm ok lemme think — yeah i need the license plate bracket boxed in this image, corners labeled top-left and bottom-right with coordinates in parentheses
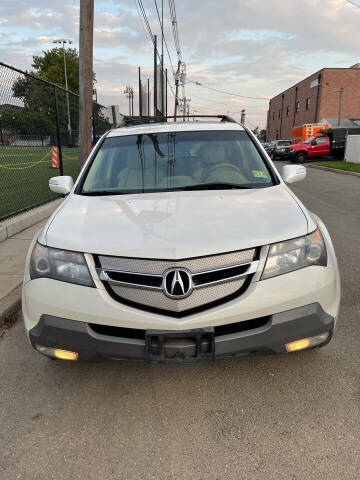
top-left (146, 328), bottom-right (215, 365)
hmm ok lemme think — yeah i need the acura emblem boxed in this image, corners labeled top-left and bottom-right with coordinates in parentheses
top-left (162, 268), bottom-right (193, 299)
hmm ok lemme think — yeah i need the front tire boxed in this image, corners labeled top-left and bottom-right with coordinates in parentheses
top-left (294, 152), bottom-right (307, 163)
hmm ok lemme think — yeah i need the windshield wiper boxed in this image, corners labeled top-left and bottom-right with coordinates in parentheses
top-left (81, 190), bottom-right (128, 196)
top-left (177, 182), bottom-right (256, 191)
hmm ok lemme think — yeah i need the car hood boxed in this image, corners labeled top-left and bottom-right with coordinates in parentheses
top-left (44, 186), bottom-right (312, 259)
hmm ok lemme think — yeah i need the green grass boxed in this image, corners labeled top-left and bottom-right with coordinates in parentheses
top-left (313, 160), bottom-right (360, 173)
top-left (0, 145), bottom-right (79, 219)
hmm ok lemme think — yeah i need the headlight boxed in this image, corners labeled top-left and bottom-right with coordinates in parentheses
top-left (262, 229), bottom-right (327, 280)
top-left (30, 243), bottom-right (95, 287)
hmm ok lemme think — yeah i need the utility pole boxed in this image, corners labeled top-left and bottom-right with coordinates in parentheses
top-left (154, 35), bottom-right (158, 116)
top-left (78, 0), bottom-right (94, 169)
top-left (174, 60), bottom-right (181, 120)
top-left (124, 86), bottom-right (134, 115)
top-left (241, 109), bottom-right (246, 124)
top-left (180, 62), bottom-right (186, 119)
top-left (138, 67), bottom-right (142, 116)
top-left (165, 68), bottom-right (168, 116)
top-left (160, 0), bottom-right (164, 115)
top-left (147, 78), bottom-right (150, 116)
top-left (338, 87), bottom-right (344, 126)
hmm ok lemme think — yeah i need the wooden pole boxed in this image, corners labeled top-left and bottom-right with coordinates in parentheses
top-left (165, 68), bottom-right (168, 116)
top-left (174, 60), bottom-right (181, 121)
top-left (154, 35), bottom-right (158, 116)
top-left (79, 0), bottom-right (94, 170)
top-left (147, 78), bottom-right (150, 116)
top-left (138, 67), bottom-right (142, 116)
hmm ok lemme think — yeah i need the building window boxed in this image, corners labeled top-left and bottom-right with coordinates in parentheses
top-left (306, 98), bottom-right (311, 110)
top-left (279, 110), bottom-right (281, 119)
top-left (286, 106), bottom-right (290, 116)
top-left (272, 111), bottom-right (275, 120)
top-left (295, 101), bottom-right (299, 113)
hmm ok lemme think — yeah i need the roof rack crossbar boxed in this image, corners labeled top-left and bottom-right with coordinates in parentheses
top-left (117, 115), bottom-right (237, 128)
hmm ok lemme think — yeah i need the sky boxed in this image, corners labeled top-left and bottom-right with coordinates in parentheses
top-left (0, 0), bottom-right (360, 128)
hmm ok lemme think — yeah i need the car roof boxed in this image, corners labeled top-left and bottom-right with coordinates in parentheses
top-left (107, 121), bottom-right (245, 138)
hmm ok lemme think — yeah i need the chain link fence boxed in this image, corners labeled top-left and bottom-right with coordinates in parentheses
top-left (0, 61), bottom-right (111, 221)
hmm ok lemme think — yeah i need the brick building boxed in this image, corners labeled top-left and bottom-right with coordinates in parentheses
top-left (267, 66), bottom-right (360, 141)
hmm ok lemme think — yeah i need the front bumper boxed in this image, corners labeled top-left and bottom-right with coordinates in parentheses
top-left (29, 303), bottom-right (334, 361)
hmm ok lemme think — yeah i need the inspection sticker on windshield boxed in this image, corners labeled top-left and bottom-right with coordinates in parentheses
top-left (252, 170), bottom-right (268, 178)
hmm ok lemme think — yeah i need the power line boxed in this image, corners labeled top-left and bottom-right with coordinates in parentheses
top-left (154, 0), bottom-right (175, 76)
top-left (189, 90), bottom-right (267, 112)
top-left (168, 0), bottom-right (182, 61)
top-left (134, 0), bottom-right (175, 98)
top-left (137, 0), bottom-right (154, 43)
top-left (186, 79), bottom-right (269, 101)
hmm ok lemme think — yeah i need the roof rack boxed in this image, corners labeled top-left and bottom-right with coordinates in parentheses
top-left (117, 115), bottom-right (237, 128)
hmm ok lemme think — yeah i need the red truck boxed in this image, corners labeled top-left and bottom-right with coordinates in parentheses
top-left (287, 134), bottom-right (331, 163)
top-left (276, 126), bottom-right (360, 163)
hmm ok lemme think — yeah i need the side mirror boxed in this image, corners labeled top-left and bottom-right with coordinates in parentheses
top-left (49, 176), bottom-right (74, 195)
top-left (311, 140), bottom-right (317, 145)
top-left (282, 165), bottom-right (306, 184)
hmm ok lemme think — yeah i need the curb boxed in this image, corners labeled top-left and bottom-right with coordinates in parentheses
top-left (0, 285), bottom-right (22, 327)
top-left (307, 164), bottom-right (360, 178)
top-left (0, 198), bottom-right (62, 243)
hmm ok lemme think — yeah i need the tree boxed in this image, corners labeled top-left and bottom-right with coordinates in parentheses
top-left (0, 48), bottom-right (111, 142)
top-left (32, 48), bottom-right (79, 93)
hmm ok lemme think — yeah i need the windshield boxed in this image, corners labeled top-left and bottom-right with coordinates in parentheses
top-left (304, 135), bottom-right (316, 144)
top-left (81, 130), bottom-right (275, 195)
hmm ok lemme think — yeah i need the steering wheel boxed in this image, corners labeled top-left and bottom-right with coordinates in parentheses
top-left (202, 163), bottom-right (242, 182)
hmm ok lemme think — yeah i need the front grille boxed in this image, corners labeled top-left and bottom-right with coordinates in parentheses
top-left (110, 277), bottom-right (246, 313)
top-left (95, 248), bottom-right (259, 316)
top-left (98, 249), bottom-right (255, 275)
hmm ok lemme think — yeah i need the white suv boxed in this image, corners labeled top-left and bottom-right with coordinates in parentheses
top-left (22, 116), bottom-right (340, 364)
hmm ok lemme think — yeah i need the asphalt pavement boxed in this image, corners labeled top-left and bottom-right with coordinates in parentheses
top-left (0, 165), bottom-right (359, 480)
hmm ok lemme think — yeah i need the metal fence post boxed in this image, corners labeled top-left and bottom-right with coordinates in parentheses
top-left (54, 86), bottom-right (64, 176)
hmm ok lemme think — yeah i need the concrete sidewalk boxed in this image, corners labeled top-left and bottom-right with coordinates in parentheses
top-left (0, 219), bottom-right (47, 324)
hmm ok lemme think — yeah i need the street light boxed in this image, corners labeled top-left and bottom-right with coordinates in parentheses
top-left (53, 38), bottom-right (73, 137)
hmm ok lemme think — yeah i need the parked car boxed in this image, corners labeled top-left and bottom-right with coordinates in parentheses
top-left (268, 140), bottom-right (292, 160)
top-left (261, 142), bottom-right (270, 152)
top-left (23, 115), bottom-right (340, 364)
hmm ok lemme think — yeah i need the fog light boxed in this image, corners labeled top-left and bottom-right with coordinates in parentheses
top-left (285, 338), bottom-right (310, 352)
top-left (35, 344), bottom-right (78, 361)
top-left (285, 332), bottom-right (330, 353)
top-left (54, 349), bottom-right (78, 361)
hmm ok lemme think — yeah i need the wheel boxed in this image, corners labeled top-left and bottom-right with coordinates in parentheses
top-left (294, 152), bottom-right (307, 163)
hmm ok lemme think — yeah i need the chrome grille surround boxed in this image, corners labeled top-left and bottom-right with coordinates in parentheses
top-left (96, 248), bottom-right (258, 314)
top-left (98, 248), bottom-right (256, 275)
